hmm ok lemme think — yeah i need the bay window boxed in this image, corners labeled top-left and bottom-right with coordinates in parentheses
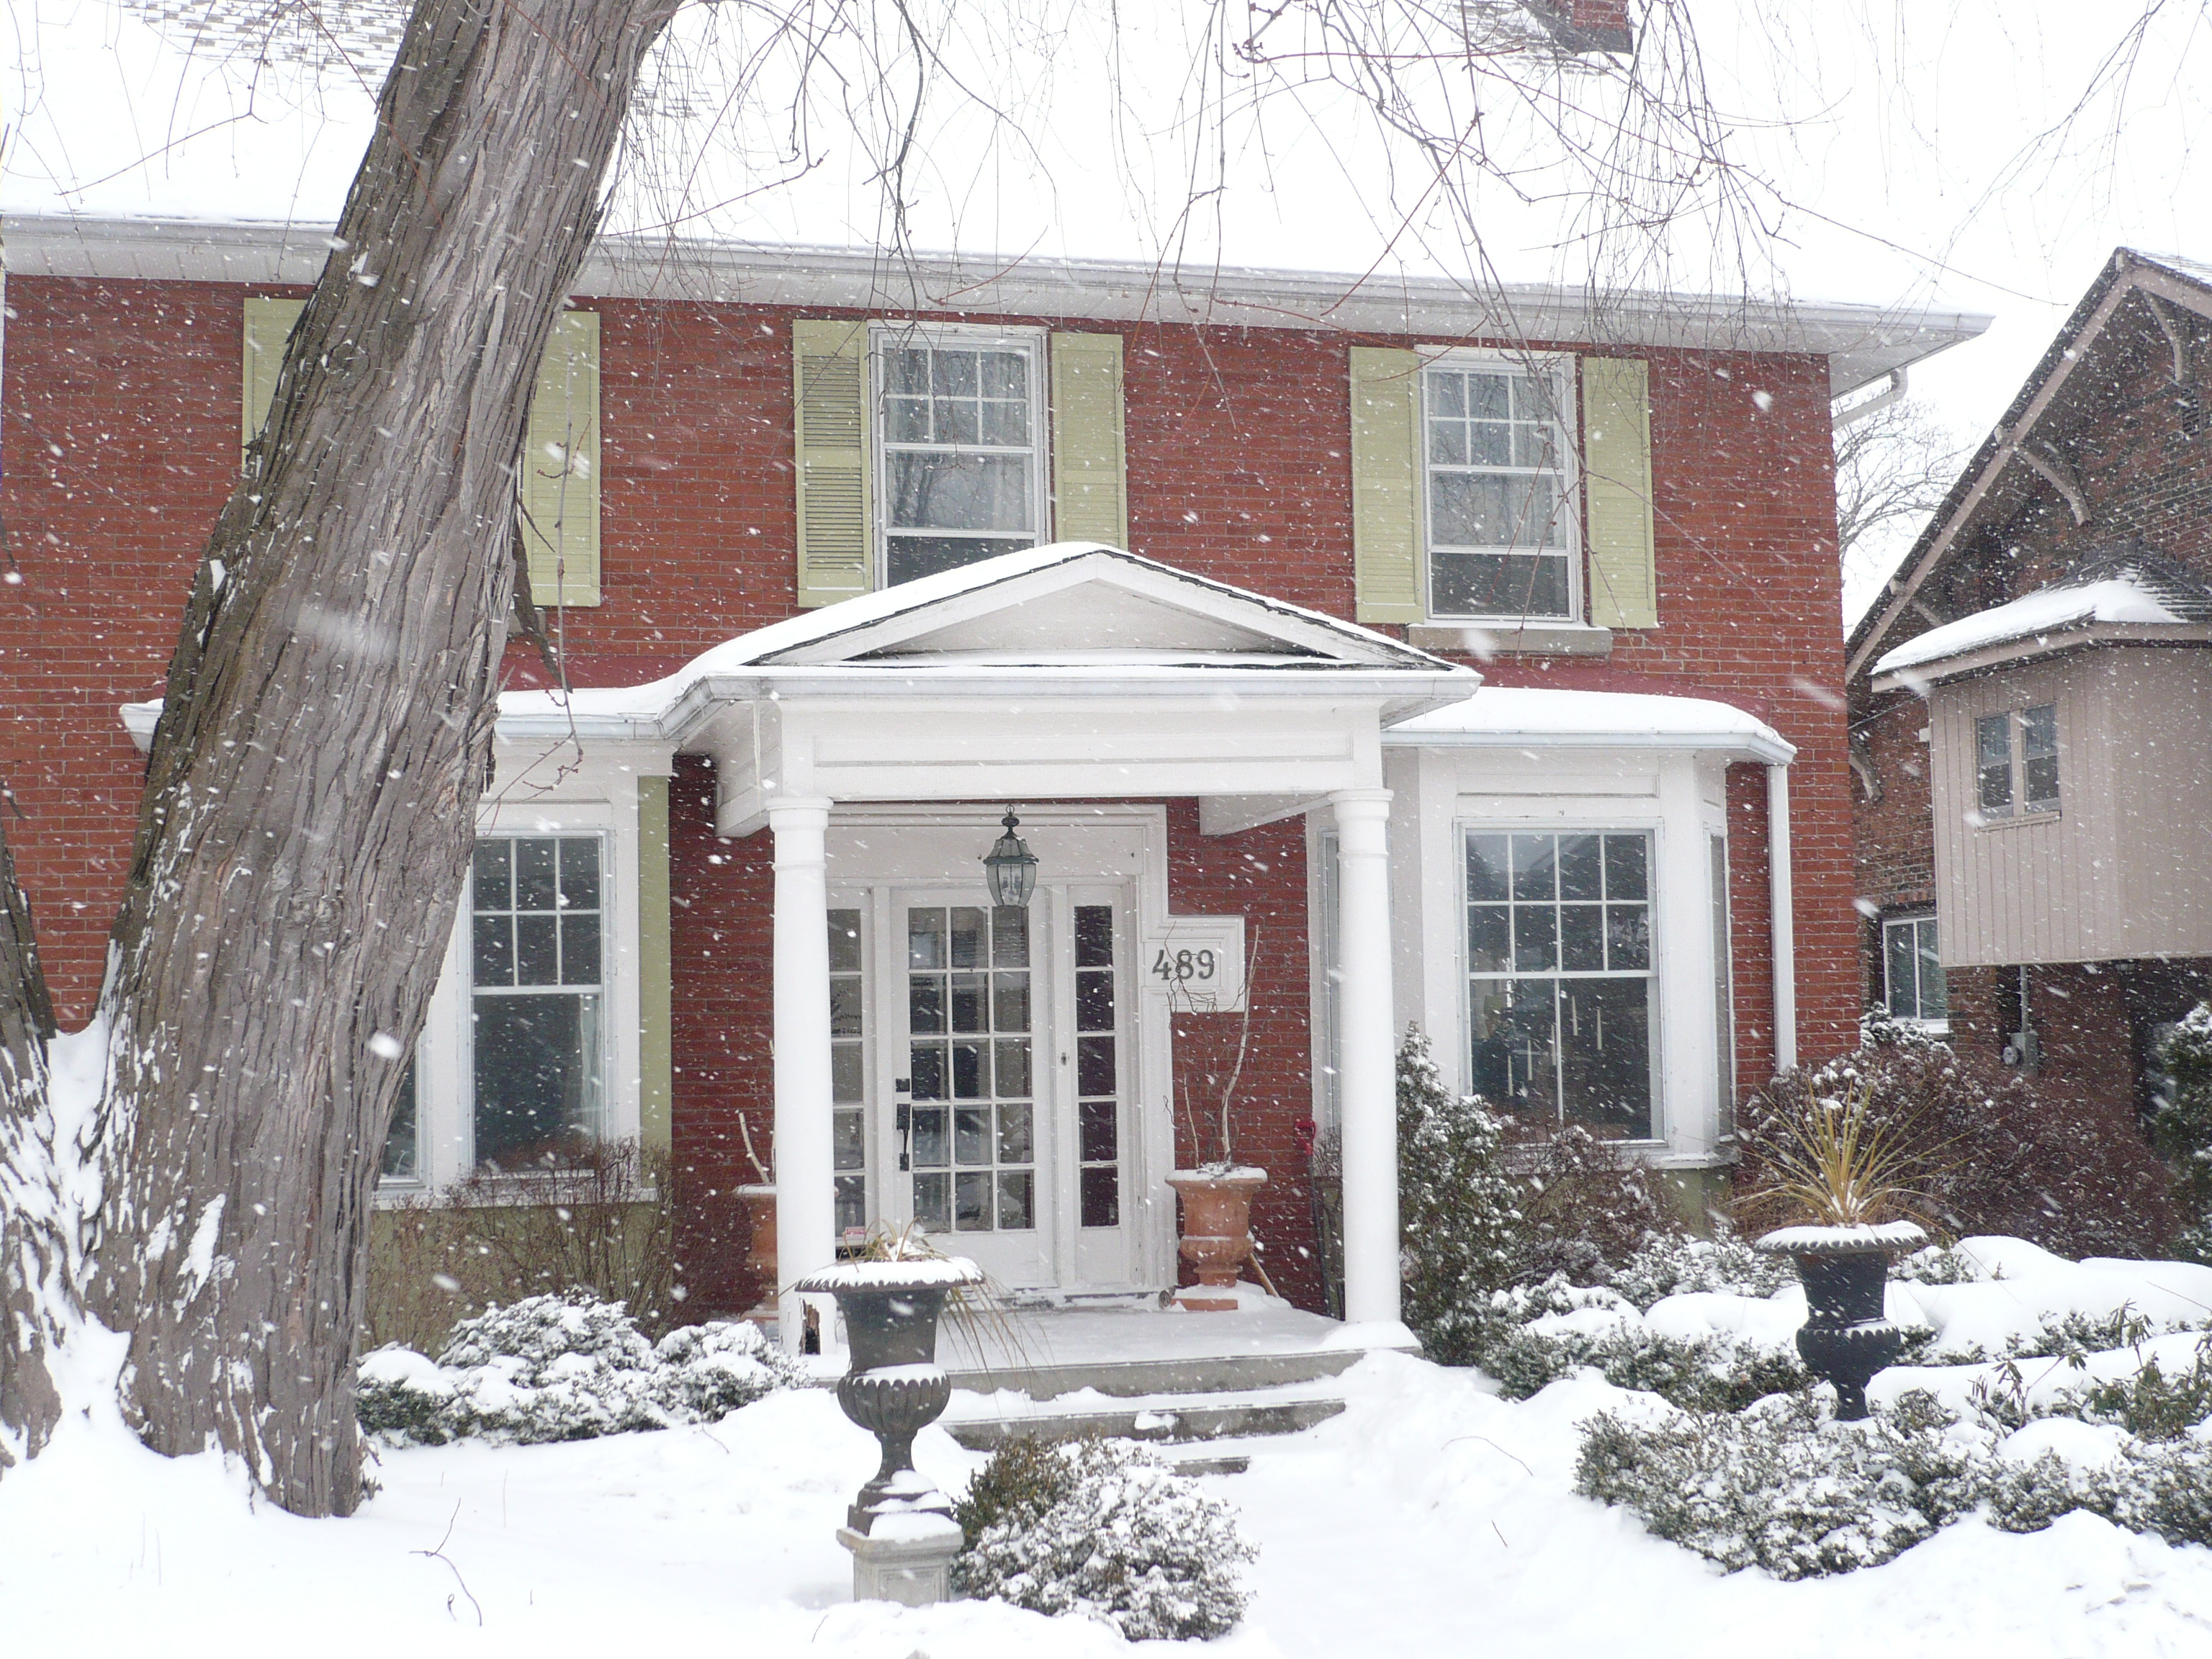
top-left (469, 835), bottom-right (606, 1171)
top-left (1466, 830), bottom-right (1654, 1138)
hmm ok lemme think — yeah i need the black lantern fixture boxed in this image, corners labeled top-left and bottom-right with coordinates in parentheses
top-left (982, 806), bottom-right (1039, 908)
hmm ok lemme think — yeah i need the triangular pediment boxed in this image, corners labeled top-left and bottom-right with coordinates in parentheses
top-left (723, 543), bottom-right (1445, 670)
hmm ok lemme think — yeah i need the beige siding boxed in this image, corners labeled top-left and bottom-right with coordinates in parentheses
top-left (1934, 647), bottom-right (2212, 966)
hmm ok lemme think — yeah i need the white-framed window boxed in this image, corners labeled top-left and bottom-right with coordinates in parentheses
top-left (1883, 913), bottom-right (1948, 1028)
top-left (1975, 703), bottom-right (2059, 820)
top-left (873, 324), bottom-right (1048, 587)
top-left (466, 832), bottom-right (608, 1171)
top-left (1422, 354), bottom-right (1578, 621)
top-left (1465, 829), bottom-right (1655, 1138)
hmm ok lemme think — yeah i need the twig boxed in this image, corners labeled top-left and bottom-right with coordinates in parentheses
top-left (1446, 1434), bottom-right (1535, 1478)
top-left (737, 1112), bottom-right (772, 1186)
top-left (412, 1501), bottom-right (485, 1626)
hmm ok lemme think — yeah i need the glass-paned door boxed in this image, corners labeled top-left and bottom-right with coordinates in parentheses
top-left (896, 896), bottom-right (1053, 1286)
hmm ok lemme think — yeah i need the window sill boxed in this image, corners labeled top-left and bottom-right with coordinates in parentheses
top-left (1969, 806), bottom-right (2061, 832)
top-left (1411, 622), bottom-right (1614, 657)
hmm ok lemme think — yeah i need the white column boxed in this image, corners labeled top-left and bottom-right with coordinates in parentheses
top-left (1331, 788), bottom-right (1400, 1328)
top-left (771, 797), bottom-right (836, 1354)
top-left (1766, 764), bottom-right (1798, 1074)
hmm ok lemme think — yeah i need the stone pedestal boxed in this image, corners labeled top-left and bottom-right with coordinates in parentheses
top-left (838, 1514), bottom-right (963, 1607)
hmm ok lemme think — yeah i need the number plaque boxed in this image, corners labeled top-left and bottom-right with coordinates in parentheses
top-left (1142, 916), bottom-right (1246, 1011)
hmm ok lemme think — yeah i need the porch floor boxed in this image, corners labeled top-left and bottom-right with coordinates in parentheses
top-left (932, 1295), bottom-right (1416, 1401)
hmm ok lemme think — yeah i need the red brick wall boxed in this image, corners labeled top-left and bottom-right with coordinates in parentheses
top-left (4, 276), bottom-right (1857, 1310)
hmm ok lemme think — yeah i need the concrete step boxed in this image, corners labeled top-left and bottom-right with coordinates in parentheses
top-left (941, 1344), bottom-right (1376, 1401)
top-left (943, 1392), bottom-right (1345, 1452)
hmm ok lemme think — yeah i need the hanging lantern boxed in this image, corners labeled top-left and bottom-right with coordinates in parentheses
top-left (982, 806), bottom-right (1039, 908)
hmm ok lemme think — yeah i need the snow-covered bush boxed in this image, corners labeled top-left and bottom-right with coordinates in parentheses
top-left (1509, 1118), bottom-right (1681, 1287)
top-left (1490, 1321), bottom-right (1805, 1413)
top-left (1397, 1028), bottom-right (1524, 1365)
top-left (1892, 1243), bottom-right (1992, 1285)
top-left (1576, 1390), bottom-right (1981, 1578)
top-left (953, 1438), bottom-right (1256, 1640)
top-left (356, 1290), bottom-right (796, 1445)
top-left (1577, 1382), bottom-right (2212, 1578)
top-left (1741, 1033), bottom-right (2179, 1259)
top-left (1607, 1231), bottom-right (1794, 1310)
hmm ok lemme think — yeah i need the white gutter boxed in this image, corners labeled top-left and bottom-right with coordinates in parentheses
top-left (1384, 725), bottom-right (1796, 766)
top-left (6, 213), bottom-right (1993, 400)
top-left (1767, 764), bottom-right (1798, 1073)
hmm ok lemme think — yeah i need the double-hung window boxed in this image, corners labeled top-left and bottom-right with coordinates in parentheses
top-left (1466, 830), bottom-right (1654, 1138)
top-left (1883, 914), bottom-right (1947, 1027)
top-left (469, 835), bottom-right (606, 1171)
top-left (1975, 703), bottom-right (2059, 820)
top-left (876, 328), bottom-right (1047, 587)
top-left (1424, 358), bottom-right (1577, 621)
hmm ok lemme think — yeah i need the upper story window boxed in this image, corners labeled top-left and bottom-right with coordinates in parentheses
top-left (1423, 357), bottom-right (1577, 621)
top-left (1882, 914), bottom-right (1948, 1027)
top-left (876, 328), bottom-right (1048, 587)
top-left (1975, 703), bottom-right (2059, 820)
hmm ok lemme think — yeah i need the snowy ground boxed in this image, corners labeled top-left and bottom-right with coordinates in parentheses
top-left (6, 1244), bottom-right (2212, 1655)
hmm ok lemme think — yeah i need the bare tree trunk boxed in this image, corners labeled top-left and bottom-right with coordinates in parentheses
top-left (74, 0), bottom-right (672, 1517)
top-left (0, 816), bottom-right (62, 1470)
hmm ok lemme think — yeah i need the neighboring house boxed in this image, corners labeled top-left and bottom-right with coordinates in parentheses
top-left (0, 215), bottom-right (1984, 1339)
top-left (1848, 249), bottom-right (2212, 1125)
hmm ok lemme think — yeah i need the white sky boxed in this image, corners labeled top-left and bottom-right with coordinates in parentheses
top-left (6, 1), bottom-right (2207, 616)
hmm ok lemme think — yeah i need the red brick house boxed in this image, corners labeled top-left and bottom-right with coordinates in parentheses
top-left (1849, 249), bottom-right (2212, 1128)
top-left (1, 214), bottom-right (1984, 1342)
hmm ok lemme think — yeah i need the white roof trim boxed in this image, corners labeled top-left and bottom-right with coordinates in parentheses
top-left (1384, 685), bottom-right (1795, 765)
top-left (5, 213), bottom-right (1991, 398)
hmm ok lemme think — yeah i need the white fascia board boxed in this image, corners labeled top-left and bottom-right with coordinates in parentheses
top-left (6, 215), bottom-right (1989, 395)
top-left (1869, 623), bottom-right (2212, 693)
top-left (1383, 725), bottom-right (1795, 766)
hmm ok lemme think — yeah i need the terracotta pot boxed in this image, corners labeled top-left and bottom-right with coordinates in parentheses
top-left (1166, 1167), bottom-right (1268, 1310)
top-left (739, 1184), bottom-right (778, 1316)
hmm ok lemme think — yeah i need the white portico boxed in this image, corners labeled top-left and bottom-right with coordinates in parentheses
top-left (511, 544), bottom-right (1475, 1347)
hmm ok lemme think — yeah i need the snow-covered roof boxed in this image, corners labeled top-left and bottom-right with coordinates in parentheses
top-left (1871, 572), bottom-right (2212, 679)
top-left (1383, 686), bottom-right (1794, 765)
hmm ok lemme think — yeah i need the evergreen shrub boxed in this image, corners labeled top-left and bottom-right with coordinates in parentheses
top-left (2156, 1004), bottom-right (2212, 1261)
top-left (356, 1289), bottom-right (797, 1444)
top-left (952, 1438), bottom-right (1256, 1640)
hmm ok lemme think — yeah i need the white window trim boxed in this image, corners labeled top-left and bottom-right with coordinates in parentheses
top-left (869, 321), bottom-right (1051, 590)
top-left (381, 762), bottom-right (649, 1199)
top-left (1881, 912), bottom-right (1950, 1033)
top-left (1416, 346), bottom-right (1583, 627)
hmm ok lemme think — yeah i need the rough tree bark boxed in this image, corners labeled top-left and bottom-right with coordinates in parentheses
top-left (37, 0), bottom-right (675, 1516)
top-left (0, 819), bottom-right (61, 1470)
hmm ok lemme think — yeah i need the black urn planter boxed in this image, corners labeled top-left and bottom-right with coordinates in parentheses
top-left (791, 1259), bottom-right (984, 1534)
top-left (1755, 1223), bottom-right (1927, 1421)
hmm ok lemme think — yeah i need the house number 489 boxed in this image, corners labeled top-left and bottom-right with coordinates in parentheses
top-left (1151, 947), bottom-right (1218, 983)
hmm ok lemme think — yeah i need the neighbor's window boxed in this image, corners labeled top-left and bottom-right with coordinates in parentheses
top-left (1974, 704), bottom-right (2060, 820)
top-left (1424, 359), bottom-right (1575, 621)
top-left (470, 835), bottom-right (605, 1171)
top-left (1883, 914), bottom-right (1947, 1027)
top-left (1467, 830), bottom-right (1654, 1138)
top-left (876, 330), bottom-right (1045, 587)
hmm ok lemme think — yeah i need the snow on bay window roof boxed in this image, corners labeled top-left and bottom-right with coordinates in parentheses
top-left (1385, 685), bottom-right (1793, 764)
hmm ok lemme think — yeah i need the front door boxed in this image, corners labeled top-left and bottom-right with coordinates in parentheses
top-left (869, 884), bottom-right (1135, 1290)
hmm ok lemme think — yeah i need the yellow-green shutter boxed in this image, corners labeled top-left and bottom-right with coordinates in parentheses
top-left (1582, 356), bottom-right (1658, 629)
top-left (521, 311), bottom-right (601, 608)
top-left (1349, 346), bottom-right (1424, 624)
top-left (793, 319), bottom-right (873, 608)
top-left (241, 295), bottom-right (306, 460)
top-left (243, 297), bottom-right (603, 608)
top-left (637, 775), bottom-right (673, 1159)
top-left (1049, 331), bottom-right (1128, 547)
